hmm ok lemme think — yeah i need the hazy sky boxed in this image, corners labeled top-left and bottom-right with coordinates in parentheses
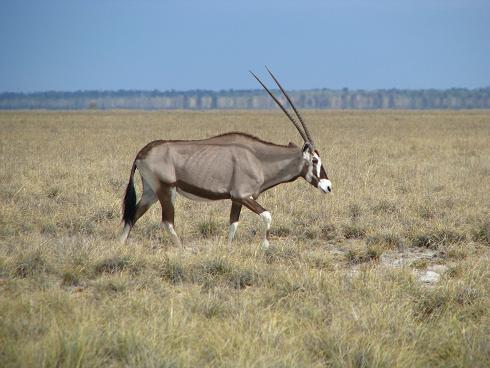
top-left (1, 0), bottom-right (488, 92)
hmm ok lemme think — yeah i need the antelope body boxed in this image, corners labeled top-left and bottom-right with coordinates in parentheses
top-left (120, 69), bottom-right (332, 247)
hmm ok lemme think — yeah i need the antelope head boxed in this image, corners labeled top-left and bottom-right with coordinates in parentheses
top-left (251, 67), bottom-right (332, 194)
top-left (300, 142), bottom-right (331, 193)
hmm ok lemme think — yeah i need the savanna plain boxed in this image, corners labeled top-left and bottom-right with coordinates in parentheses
top-left (0, 110), bottom-right (489, 367)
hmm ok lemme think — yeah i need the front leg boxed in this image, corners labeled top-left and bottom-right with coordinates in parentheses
top-left (237, 197), bottom-right (272, 249)
top-left (228, 201), bottom-right (242, 247)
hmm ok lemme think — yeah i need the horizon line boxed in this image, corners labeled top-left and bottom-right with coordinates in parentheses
top-left (2, 86), bottom-right (490, 95)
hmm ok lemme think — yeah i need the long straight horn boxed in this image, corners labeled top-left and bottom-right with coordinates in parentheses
top-left (250, 70), bottom-right (308, 143)
top-left (265, 66), bottom-right (314, 146)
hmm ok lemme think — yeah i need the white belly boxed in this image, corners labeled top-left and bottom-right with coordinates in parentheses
top-left (176, 187), bottom-right (213, 202)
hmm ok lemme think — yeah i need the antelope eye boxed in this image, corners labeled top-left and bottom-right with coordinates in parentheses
top-left (312, 158), bottom-right (318, 164)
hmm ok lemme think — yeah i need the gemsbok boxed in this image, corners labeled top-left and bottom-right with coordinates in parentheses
top-left (120, 68), bottom-right (332, 248)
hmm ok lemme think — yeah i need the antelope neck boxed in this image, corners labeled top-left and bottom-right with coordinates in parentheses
top-left (260, 148), bottom-right (305, 192)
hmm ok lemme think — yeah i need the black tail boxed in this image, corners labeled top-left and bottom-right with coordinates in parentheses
top-left (122, 162), bottom-right (137, 227)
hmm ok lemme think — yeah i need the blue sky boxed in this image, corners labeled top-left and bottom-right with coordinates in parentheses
top-left (0, 0), bottom-right (488, 92)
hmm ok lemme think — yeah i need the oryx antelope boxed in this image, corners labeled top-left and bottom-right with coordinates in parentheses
top-left (120, 68), bottom-right (332, 248)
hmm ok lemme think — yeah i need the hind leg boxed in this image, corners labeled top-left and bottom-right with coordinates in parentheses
top-left (120, 178), bottom-right (158, 243)
top-left (134, 180), bottom-right (158, 223)
top-left (157, 185), bottom-right (182, 247)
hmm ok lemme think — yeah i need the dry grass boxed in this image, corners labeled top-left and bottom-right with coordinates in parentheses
top-left (0, 110), bottom-right (489, 367)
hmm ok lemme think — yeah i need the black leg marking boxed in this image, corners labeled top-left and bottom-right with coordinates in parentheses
top-left (228, 201), bottom-right (243, 246)
top-left (230, 201), bottom-right (242, 224)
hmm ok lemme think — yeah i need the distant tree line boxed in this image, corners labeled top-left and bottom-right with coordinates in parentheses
top-left (1, 87), bottom-right (489, 110)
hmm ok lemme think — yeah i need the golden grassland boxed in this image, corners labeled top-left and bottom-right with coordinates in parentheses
top-left (0, 110), bottom-right (489, 367)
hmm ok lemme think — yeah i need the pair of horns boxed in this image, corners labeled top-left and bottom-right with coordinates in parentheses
top-left (250, 67), bottom-right (314, 146)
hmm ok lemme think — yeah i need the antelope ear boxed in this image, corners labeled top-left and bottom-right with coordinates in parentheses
top-left (302, 142), bottom-right (312, 153)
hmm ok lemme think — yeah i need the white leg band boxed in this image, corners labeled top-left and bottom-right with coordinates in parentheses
top-left (228, 222), bottom-right (239, 245)
top-left (260, 211), bottom-right (272, 249)
top-left (120, 224), bottom-right (131, 244)
top-left (163, 221), bottom-right (182, 247)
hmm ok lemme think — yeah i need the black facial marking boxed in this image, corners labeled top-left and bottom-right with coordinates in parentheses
top-left (320, 166), bottom-right (328, 180)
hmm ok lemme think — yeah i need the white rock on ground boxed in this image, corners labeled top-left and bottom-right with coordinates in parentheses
top-left (418, 270), bottom-right (440, 283)
top-left (428, 264), bottom-right (448, 273)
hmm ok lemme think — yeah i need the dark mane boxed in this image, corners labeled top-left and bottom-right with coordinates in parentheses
top-left (212, 132), bottom-right (292, 148)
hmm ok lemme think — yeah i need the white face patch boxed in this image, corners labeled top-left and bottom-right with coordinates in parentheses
top-left (303, 151), bottom-right (314, 183)
top-left (313, 153), bottom-right (321, 177)
top-left (318, 179), bottom-right (332, 193)
top-left (303, 151), bottom-right (322, 183)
